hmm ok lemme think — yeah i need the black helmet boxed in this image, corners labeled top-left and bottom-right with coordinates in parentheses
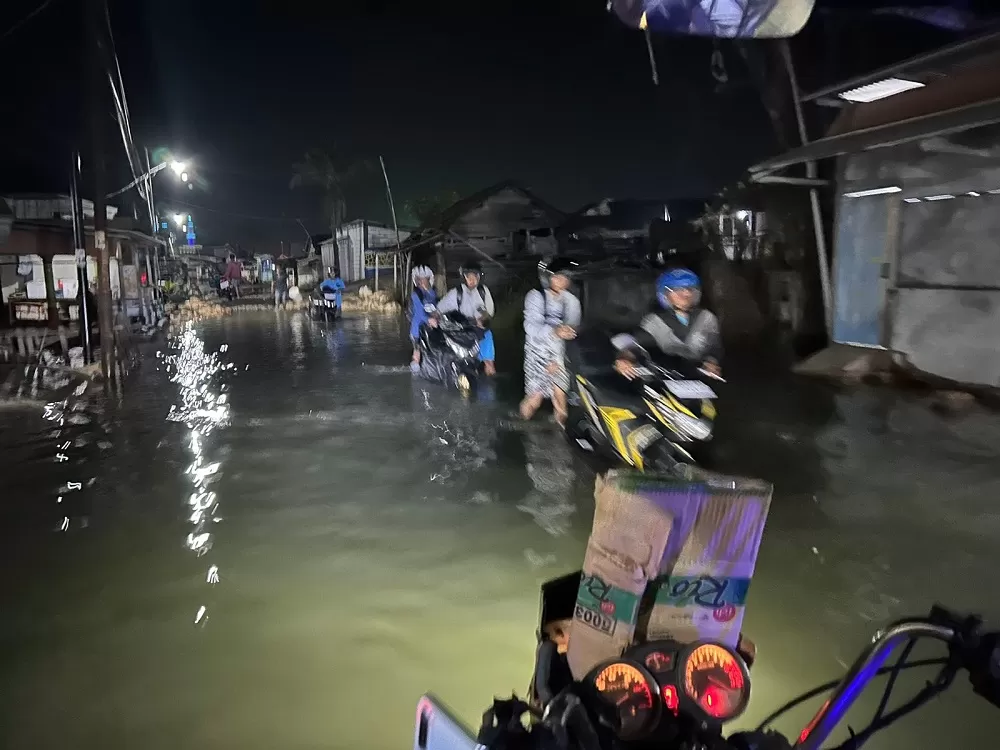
top-left (460, 260), bottom-right (483, 276)
top-left (538, 256), bottom-right (581, 288)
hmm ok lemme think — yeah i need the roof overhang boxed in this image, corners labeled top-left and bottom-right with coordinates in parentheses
top-left (749, 94), bottom-right (1000, 176)
top-left (802, 29), bottom-right (1000, 106)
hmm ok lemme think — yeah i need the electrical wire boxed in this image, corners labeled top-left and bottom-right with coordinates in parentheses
top-left (104, 0), bottom-right (134, 145)
top-left (0, 0), bottom-right (53, 42)
top-left (872, 639), bottom-right (915, 723)
top-left (101, 0), bottom-right (148, 203)
top-left (754, 657), bottom-right (950, 732)
top-left (831, 662), bottom-right (955, 750)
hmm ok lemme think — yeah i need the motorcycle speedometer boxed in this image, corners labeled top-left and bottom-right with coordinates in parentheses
top-left (681, 643), bottom-right (750, 722)
top-left (587, 660), bottom-right (661, 741)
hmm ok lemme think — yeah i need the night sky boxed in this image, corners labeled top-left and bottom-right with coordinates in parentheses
top-left (0, 0), bottom-right (981, 247)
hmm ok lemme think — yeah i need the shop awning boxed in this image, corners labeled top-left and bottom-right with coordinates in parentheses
top-left (750, 94), bottom-right (1000, 176)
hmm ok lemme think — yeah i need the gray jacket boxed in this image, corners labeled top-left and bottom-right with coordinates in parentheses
top-left (633, 308), bottom-right (723, 363)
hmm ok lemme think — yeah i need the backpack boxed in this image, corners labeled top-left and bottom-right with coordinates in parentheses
top-left (455, 284), bottom-right (492, 315)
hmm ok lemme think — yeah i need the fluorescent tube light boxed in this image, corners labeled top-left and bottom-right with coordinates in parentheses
top-left (839, 78), bottom-right (925, 103)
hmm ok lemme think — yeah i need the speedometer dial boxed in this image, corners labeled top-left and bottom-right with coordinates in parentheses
top-left (682, 643), bottom-right (750, 722)
top-left (591, 661), bottom-right (660, 740)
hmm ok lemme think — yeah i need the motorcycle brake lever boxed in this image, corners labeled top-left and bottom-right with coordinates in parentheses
top-left (697, 367), bottom-right (726, 383)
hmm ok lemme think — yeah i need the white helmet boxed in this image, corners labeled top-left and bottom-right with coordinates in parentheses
top-left (412, 265), bottom-right (435, 287)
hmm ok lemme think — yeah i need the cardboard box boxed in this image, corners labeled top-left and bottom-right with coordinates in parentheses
top-left (566, 471), bottom-right (772, 680)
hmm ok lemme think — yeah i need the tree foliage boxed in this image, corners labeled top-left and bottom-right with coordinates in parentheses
top-left (402, 190), bottom-right (462, 227)
top-left (290, 148), bottom-right (370, 236)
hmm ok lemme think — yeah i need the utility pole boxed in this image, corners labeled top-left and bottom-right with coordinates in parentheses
top-left (87, 0), bottom-right (115, 386)
top-left (70, 150), bottom-right (93, 364)
top-left (379, 156), bottom-right (402, 300)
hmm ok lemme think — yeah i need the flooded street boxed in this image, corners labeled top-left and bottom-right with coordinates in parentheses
top-left (1, 311), bottom-right (999, 750)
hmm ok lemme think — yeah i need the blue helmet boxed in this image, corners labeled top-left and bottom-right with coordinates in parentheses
top-left (656, 268), bottom-right (701, 308)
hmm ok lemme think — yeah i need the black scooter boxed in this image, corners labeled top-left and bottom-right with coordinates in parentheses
top-left (565, 331), bottom-right (721, 474)
top-left (415, 309), bottom-right (483, 393)
top-left (309, 287), bottom-right (342, 322)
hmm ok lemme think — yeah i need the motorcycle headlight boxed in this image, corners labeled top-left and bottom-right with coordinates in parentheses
top-left (656, 403), bottom-right (713, 441)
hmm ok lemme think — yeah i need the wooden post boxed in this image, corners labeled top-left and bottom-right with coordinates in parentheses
top-left (404, 251), bottom-right (413, 307)
top-left (435, 242), bottom-right (447, 297)
top-left (88, 0), bottom-right (115, 387)
top-left (781, 40), bottom-right (832, 335)
top-left (378, 156), bottom-right (403, 300)
top-left (42, 257), bottom-right (60, 329)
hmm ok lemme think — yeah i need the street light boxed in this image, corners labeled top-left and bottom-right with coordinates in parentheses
top-left (107, 157), bottom-right (191, 198)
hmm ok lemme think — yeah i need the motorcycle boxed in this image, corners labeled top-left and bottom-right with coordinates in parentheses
top-left (564, 331), bottom-right (721, 475)
top-left (414, 603), bottom-right (1000, 750)
top-left (415, 309), bottom-right (484, 394)
top-left (309, 287), bottom-right (342, 322)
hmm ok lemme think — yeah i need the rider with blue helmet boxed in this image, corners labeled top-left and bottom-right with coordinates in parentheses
top-left (613, 267), bottom-right (722, 378)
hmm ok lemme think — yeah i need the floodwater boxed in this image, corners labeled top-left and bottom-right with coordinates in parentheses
top-left (1, 311), bottom-right (998, 750)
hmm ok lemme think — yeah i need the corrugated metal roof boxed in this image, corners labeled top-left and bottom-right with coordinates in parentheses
top-left (825, 54), bottom-right (1000, 137)
top-left (750, 95), bottom-right (1000, 174)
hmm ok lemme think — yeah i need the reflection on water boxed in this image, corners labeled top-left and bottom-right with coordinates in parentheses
top-left (41, 379), bottom-right (95, 535)
top-left (0, 311), bottom-right (998, 750)
top-left (518, 429), bottom-right (578, 536)
top-left (164, 323), bottom-right (234, 625)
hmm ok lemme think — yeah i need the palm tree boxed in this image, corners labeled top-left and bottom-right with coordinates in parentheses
top-left (290, 148), bottom-right (369, 240)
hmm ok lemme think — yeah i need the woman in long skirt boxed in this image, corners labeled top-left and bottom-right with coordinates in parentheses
top-left (520, 258), bottom-right (582, 427)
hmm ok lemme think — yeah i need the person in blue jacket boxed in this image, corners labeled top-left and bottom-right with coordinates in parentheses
top-left (319, 268), bottom-right (346, 313)
top-left (409, 265), bottom-right (438, 372)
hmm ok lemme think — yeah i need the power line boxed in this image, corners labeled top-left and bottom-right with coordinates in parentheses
top-left (0, 0), bottom-right (54, 42)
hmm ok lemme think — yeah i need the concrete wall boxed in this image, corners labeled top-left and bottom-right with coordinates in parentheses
top-left (892, 194), bottom-right (1000, 386)
top-left (835, 122), bottom-right (1000, 386)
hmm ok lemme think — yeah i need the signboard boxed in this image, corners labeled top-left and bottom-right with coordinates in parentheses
top-left (12, 302), bottom-right (47, 322)
top-left (10, 301), bottom-right (81, 323)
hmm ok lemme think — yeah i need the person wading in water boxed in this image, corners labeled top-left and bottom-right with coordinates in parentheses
top-left (520, 257), bottom-right (582, 427)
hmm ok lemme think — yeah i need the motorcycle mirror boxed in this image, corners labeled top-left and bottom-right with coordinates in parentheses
top-left (609, 0), bottom-right (815, 38)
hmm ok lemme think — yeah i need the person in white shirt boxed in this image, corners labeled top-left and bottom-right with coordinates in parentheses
top-left (433, 260), bottom-right (497, 376)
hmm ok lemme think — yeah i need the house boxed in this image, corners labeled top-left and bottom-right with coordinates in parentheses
top-left (0, 194), bottom-right (163, 356)
top-left (397, 181), bottom-right (564, 295)
top-left (749, 30), bottom-right (1000, 387)
top-left (558, 198), bottom-right (709, 256)
top-left (319, 220), bottom-right (411, 284)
